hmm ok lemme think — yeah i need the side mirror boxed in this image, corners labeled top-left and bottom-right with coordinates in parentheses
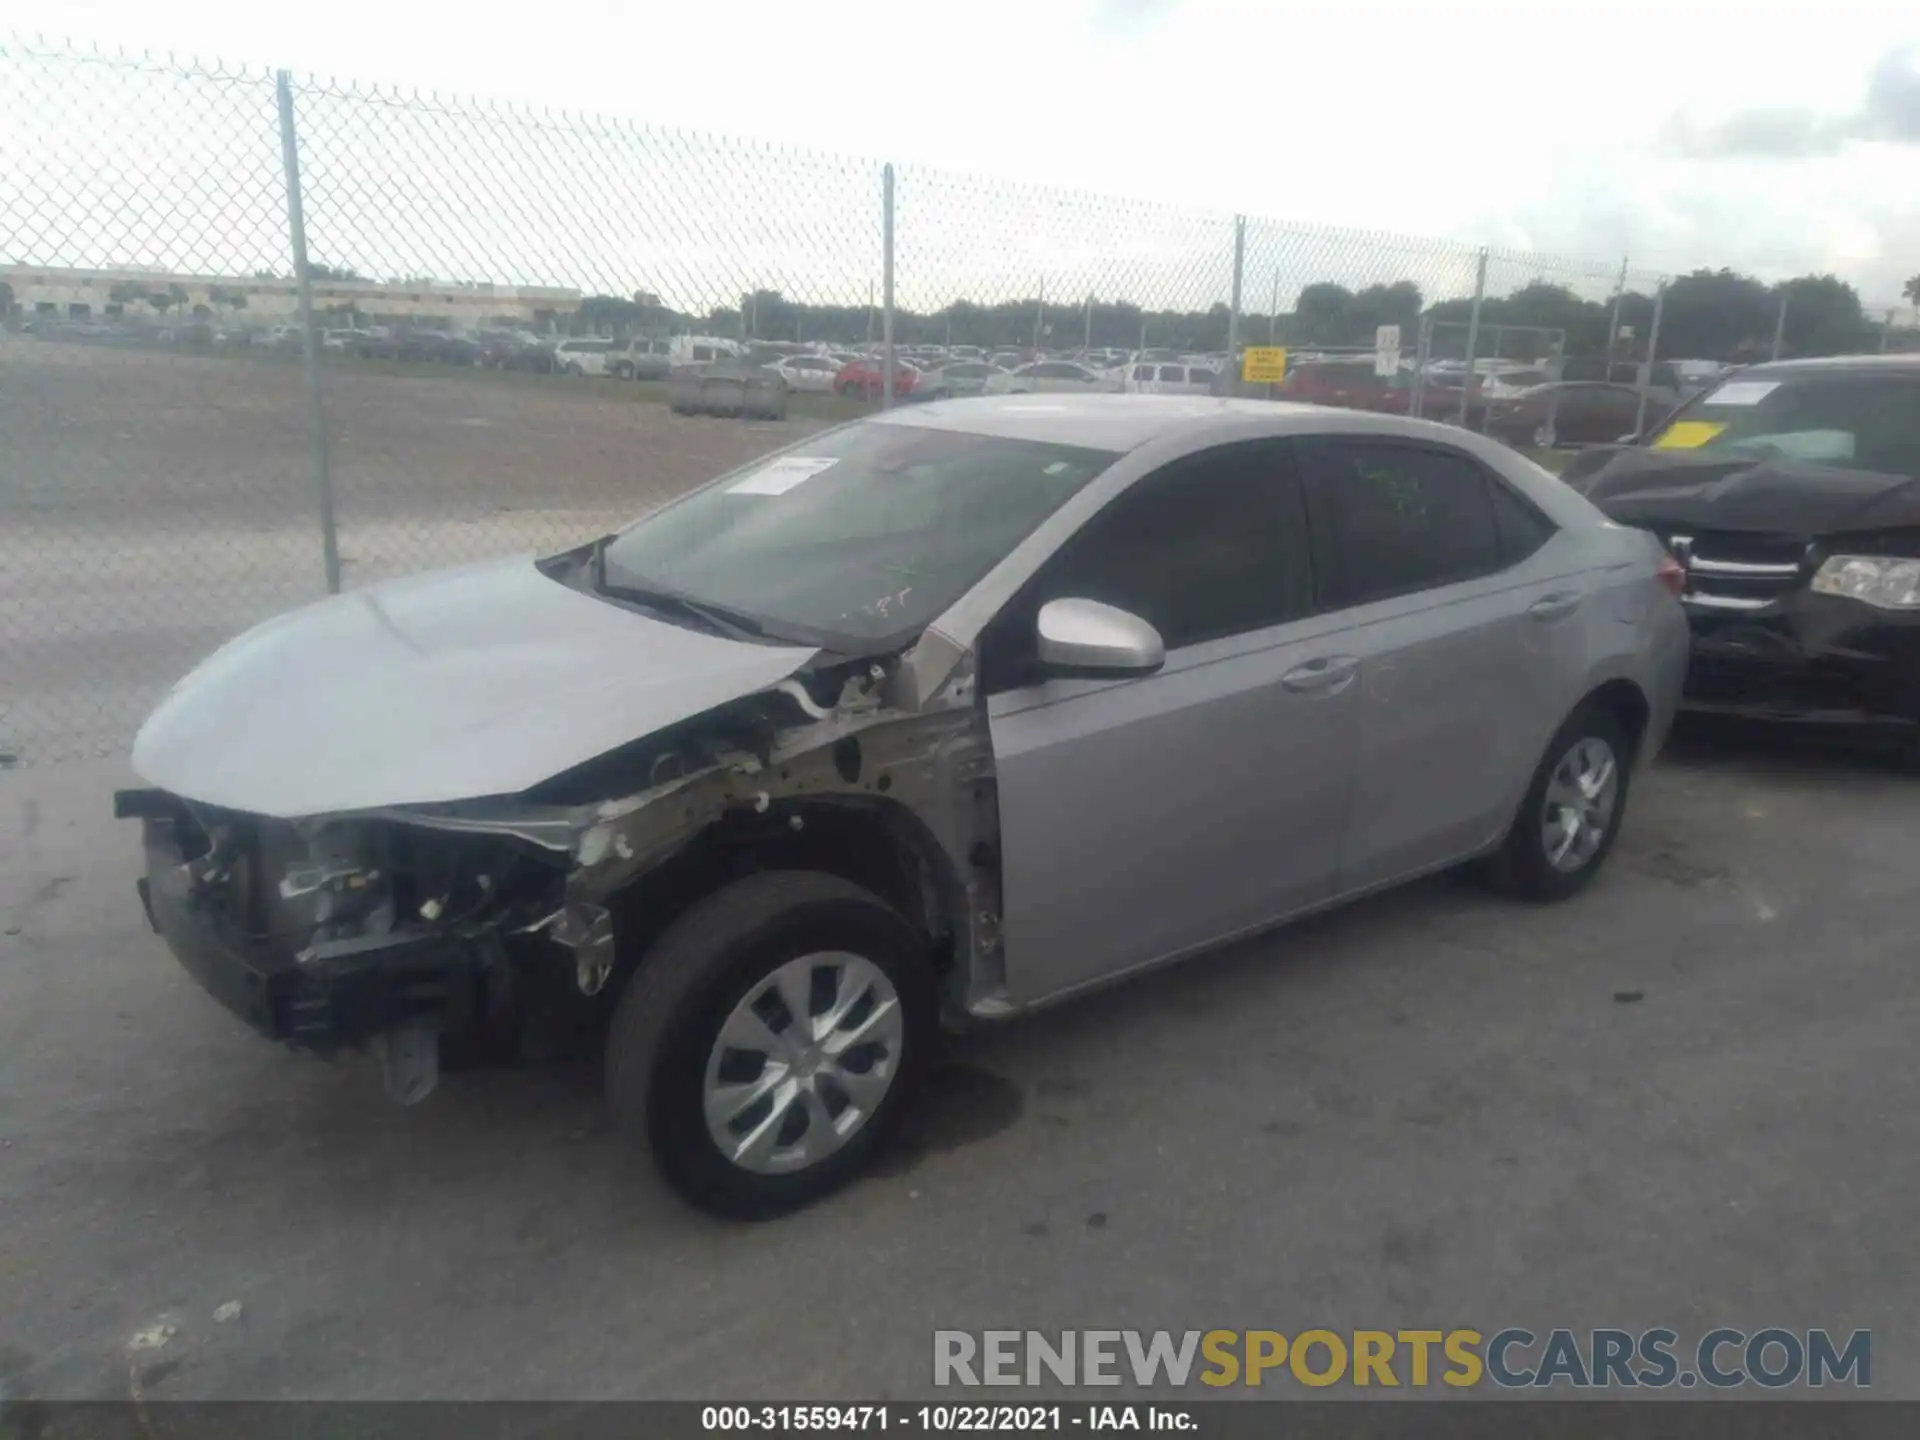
top-left (1035, 598), bottom-right (1165, 676)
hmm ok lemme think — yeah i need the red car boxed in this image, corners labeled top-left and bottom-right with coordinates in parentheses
top-left (1277, 359), bottom-right (1426, 414)
top-left (1484, 382), bottom-right (1667, 449)
top-left (835, 357), bottom-right (920, 401)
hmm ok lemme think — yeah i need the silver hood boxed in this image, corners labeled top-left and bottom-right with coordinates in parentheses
top-left (131, 556), bottom-right (819, 818)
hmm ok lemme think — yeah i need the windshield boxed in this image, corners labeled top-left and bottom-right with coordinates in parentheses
top-left (599, 421), bottom-right (1119, 648)
top-left (1650, 375), bottom-right (1920, 473)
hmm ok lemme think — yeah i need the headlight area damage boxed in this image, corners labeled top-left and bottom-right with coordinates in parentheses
top-left (116, 653), bottom-right (1002, 1107)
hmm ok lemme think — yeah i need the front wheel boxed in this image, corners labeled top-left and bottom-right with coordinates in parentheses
top-left (1481, 703), bottom-right (1631, 901)
top-left (604, 871), bottom-right (937, 1219)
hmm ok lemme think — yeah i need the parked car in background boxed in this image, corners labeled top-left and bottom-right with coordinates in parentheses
top-left (1479, 366), bottom-right (1558, 401)
top-left (1121, 361), bottom-right (1218, 396)
top-left (553, 338), bottom-right (621, 376)
top-left (391, 330), bottom-right (478, 365)
top-left (611, 338), bottom-right (675, 381)
top-left (986, 360), bottom-right (1113, 394)
top-left (1484, 382), bottom-right (1666, 449)
top-left (914, 361), bottom-right (1007, 399)
top-left (770, 355), bottom-right (843, 392)
top-left (835, 356), bottom-right (920, 400)
top-left (351, 327), bottom-right (400, 359)
top-left (1279, 358), bottom-right (1420, 414)
top-left (1572, 355), bottom-right (1920, 762)
top-left (669, 336), bottom-right (746, 365)
top-left (322, 327), bottom-right (372, 353)
top-left (119, 395), bottom-right (1686, 1219)
top-left (477, 330), bottom-right (554, 372)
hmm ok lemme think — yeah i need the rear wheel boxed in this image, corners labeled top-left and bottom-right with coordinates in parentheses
top-left (1482, 704), bottom-right (1631, 901)
top-left (604, 871), bottom-right (936, 1219)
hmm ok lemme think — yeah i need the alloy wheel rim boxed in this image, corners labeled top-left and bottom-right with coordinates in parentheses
top-left (1540, 736), bottom-right (1619, 873)
top-left (702, 952), bottom-right (904, 1174)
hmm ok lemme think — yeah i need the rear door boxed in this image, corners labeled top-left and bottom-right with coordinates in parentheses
top-left (1296, 437), bottom-right (1586, 890)
top-left (984, 439), bottom-right (1360, 1004)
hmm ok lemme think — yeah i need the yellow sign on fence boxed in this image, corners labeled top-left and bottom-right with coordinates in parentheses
top-left (1242, 346), bottom-right (1288, 383)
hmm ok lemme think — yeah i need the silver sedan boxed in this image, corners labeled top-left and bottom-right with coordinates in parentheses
top-left (123, 396), bottom-right (1689, 1218)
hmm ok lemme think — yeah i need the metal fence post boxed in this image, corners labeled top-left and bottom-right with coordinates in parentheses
top-left (1268, 269), bottom-right (1278, 345)
top-left (881, 163), bottom-right (895, 409)
top-left (1456, 249), bottom-right (1488, 426)
top-left (1227, 215), bottom-right (1245, 359)
top-left (1881, 309), bottom-right (1894, 354)
top-left (274, 70), bottom-right (340, 596)
top-left (1636, 280), bottom-right (1667, 437)
top-left (1602, 255), bottom-right (1628, 384)
top-left (1410, 313), bottom-right (1431, 419)
top-left (1770, 291), bottom-right (1788, 361)
top-left (1033, 276), bottom-right (1045, 353)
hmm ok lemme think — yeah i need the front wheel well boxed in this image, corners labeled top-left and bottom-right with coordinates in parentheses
top-left (604, 800), bottom-right (959, 998)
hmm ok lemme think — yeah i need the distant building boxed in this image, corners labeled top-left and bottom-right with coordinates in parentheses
top-left (0, 264), bottom-right (581, 330)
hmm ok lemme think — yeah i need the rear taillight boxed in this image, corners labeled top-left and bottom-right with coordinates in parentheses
top-left (1657, 553), bottom-right (1687, 598)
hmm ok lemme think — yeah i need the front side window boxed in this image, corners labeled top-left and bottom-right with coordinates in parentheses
top-left (1298, 440), bottom-right (1504, 608)
top-left (982, 440), bottom-right (1315, 690)
top-left (601, 422), bottom-right (1117, 648)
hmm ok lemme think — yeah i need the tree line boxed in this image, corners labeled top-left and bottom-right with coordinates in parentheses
top-left (563, 268), bottom-right (1920, 362)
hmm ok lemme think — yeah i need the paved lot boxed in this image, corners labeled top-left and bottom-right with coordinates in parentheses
top-left (0, 339), bottom-right (827, 764)
top-left (3, 725), bottom-right (1916, 1401)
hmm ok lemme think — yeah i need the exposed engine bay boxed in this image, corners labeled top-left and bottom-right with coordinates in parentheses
top-left (120, 647), bottom-right (1004, 1105)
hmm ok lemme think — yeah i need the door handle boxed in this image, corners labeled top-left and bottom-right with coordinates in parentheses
top-left (1280, 655), bottom-right (1359, 693)
top-left (1528, 591), bottom-right (1583, 621)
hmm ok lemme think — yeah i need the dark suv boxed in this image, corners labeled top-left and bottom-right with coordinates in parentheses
top-left (1571, 355), bottom-right (1920, 758)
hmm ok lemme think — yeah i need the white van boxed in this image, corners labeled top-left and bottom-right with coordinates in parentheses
top-left (553, 338), bottom-right (621, 376)
top-left (1121, 361), bottom-right (1219, 396)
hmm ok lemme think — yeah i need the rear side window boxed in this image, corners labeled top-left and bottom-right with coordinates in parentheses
top-left (1133, 365), bottom-right (1154, 381)
top-left (1158, 366), bottom-right (1185, 381)
top-left (1487, 478), bottom-right (1557, 566)
top-left (1298, 440), bottom-right (1505, 607)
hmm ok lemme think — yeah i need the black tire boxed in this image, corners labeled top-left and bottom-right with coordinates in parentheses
top-left (604, 870), bottom-right (937, 1219)
top-left (1482, 702), bottom-right (1633, 901)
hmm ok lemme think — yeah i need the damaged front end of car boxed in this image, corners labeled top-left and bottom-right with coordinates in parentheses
top-left (117, 644), bottom-right (1005, 1104)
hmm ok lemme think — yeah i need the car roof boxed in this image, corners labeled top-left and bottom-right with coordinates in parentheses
top-left (1730, 354), bottom-right (1920, 379)
top-left (866, 393), bottom-right (1483, 451)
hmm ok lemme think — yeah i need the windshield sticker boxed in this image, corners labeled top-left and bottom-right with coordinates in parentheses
top-left (1654, 421), bottom-right (1727, 450)
top-left (1703, 380), bottom-right (1779, 407)
top-left (727, 456), bottom-right (838, 496)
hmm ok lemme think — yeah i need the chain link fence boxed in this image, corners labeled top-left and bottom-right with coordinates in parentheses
top-left (3, 36), bottom-right (1690, 767)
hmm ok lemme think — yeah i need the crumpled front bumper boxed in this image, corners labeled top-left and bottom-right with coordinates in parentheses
top-left (125, 793), bottom-right (491, 1053)
top-left (1680, 593), bottom-right (1920, 731)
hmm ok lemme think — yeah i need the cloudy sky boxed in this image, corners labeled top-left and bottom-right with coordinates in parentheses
top-left (9, 0), bottom-right (1920, 304)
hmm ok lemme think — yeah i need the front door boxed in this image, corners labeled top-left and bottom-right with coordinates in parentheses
top-left (981, 440), bottom-right (1361, 1006)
